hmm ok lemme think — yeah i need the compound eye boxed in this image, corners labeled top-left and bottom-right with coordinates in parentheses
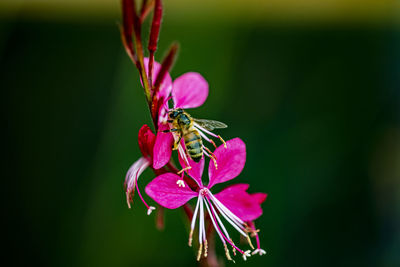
top-left (170, 111), bottom-right (178, 118)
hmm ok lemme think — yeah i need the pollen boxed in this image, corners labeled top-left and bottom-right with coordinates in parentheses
top-left (204, 239), bottom-right (208, 258)
top-left (196, 243), bottom-right (203, 261)
top-left (230, 238), bottom-right (237, 256)
top-left (188, 230), bottom-right (193, 247)
top-left (223, 243), bottom-right (233, 261)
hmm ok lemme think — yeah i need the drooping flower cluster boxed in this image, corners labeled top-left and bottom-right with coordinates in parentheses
top-left (121, 0), bottom-right (268, 263)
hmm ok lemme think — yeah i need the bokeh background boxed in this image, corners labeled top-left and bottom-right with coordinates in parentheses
top-left (2, 0), bottom-right (400, 266)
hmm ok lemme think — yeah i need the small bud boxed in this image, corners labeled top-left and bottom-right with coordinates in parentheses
top-left (148, 0), bottom-right (163, 53)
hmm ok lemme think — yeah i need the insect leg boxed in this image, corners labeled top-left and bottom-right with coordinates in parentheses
top-left (173, 134), bottom-right (182, 150)
top-left (202, 145), bottom-right (218, 169)
top-left (218, 135), bottom-right (227, 148)
top-left (162, 128), bottom-right (179, 133)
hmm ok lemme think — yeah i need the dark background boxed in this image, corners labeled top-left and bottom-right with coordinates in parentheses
top-left (2, 1), bottom-right (399, 266)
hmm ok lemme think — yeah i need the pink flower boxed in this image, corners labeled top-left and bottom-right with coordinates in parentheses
top-left (147, 58), bottom-right (226, 171)
top-left (150, 65), bottom-right (210, 170)
top-left (145, 138), bottom-right (267, 261)
top-left (124, 125), bottom-right (157, 215)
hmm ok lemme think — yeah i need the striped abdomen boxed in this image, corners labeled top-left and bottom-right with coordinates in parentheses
top-left (184, 130), bottom-right (203, 162)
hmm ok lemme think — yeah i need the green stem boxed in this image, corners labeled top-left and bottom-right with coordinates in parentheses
top-left (135, 36), bottom-right (152, 103)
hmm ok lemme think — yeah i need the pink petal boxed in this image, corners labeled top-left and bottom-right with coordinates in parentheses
top-left (251, 193), bottom-right (268, 204)
top-left (143, 57), bottom-right (172, 99)
top-left (153, 124), bottom-right (174, 169)
top-left (214, 184), bottom-right (264, 221)
top-left (138, 124), bottom-right (156, 159)
top-left (145, 173), bottom-right (197, 209)
top-left (208, 138), bottom-right (246, 188)
top-left (178, 149), bottom-right (205, 186)
top-left (172, 72), bottom-right (208, 109)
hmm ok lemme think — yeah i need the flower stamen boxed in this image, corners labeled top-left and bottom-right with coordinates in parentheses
top-left (203, 196), bottom-right (249, 258)
top-left (230, 238), bottom-right (237, 256)
top-left (189, 196), bottom-right (201, 246)
top-left (188, 229), bottom-right (193, 247)
top-left (223, 243), bottom-right (233, 261)
top-left (196, 243), bottom-right (203, 261)
top-left (247, 221), bottom-right (266, 256)
top-left (204, 239), bottom-right (208, 258)
top-left (246, 234), bottom-right (255, 250)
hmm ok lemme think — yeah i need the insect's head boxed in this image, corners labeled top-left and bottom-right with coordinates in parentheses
top-left (168, 108), bottom-right (183, 119)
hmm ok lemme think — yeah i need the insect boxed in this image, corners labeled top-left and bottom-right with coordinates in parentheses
top-left (165, 108), bottom-right (227, 165)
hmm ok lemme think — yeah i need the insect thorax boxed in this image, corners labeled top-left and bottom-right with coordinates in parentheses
top-left (176, 113), bottom-right (193, 129)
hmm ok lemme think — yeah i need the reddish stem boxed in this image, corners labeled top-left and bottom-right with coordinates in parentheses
top-left (148, 51), bottom-right (155, 88)
top-left (183, 203), bottom-right (194, 221)
top-left (156, 206), bottom-right (165, 230)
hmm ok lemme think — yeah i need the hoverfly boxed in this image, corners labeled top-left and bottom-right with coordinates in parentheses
top-left (165, 108), bottom-right (227, 165)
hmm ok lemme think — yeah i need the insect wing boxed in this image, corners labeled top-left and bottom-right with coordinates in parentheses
top-left (194, 119), bottom-right (228, 131)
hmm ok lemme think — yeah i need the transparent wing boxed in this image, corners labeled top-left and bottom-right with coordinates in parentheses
top-left (194, 118), bottom-right (228, 131)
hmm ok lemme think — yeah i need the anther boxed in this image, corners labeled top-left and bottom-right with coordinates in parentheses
top-left (224, 243), bottom-right (233, 261)
top-left (230, 239), bottom-right (237, 256)
top-left (246, 235), bottom-right (255, 250)
top-left (197, 243), bottom-right (203, 261)
top-left (188, 230), bottom-right (193, 247)
top-left (218, 135), bottom-right (227, 148)
top-left (250, 228), bottom-right (260, 238)
top-left (204, 239), bottom-right (208, 258)
top-left (126, 191), bottom-right (133, 209)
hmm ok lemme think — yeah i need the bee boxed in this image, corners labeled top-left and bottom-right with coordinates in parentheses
top-left (165, 108), bottom-right (227, 163)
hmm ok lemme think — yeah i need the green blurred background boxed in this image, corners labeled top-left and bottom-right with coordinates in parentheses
top-left (2, 0), bottom-right (400, 266)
